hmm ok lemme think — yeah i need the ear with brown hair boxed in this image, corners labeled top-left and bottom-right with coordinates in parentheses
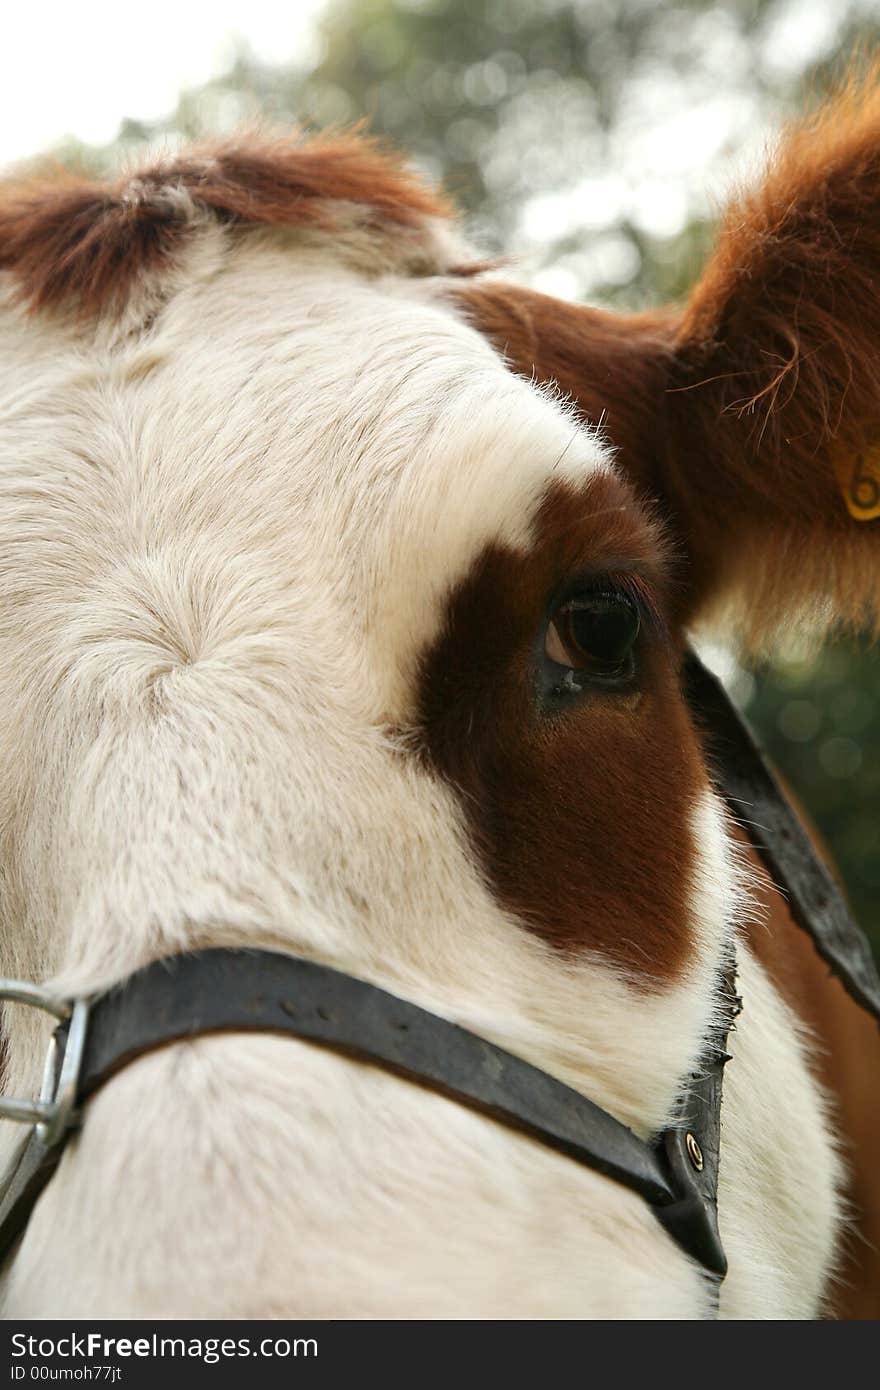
top-left (661, 68), bottom-right (880, 651)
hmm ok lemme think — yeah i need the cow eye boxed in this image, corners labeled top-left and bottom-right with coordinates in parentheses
top-left (545, 588), bottom-right (640, 679)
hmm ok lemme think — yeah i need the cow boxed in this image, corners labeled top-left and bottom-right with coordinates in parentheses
top-left (0, 71), bottom-right (877, 1319)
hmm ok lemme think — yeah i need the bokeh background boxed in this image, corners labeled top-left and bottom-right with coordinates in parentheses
top-left (4, 0), bottom-right (879, 954)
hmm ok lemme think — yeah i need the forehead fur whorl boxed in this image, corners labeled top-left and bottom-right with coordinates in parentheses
top-left (0, 132), bottom-right (477, 319)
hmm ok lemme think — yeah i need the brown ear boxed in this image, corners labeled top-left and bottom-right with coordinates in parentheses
top-left (0, 133), bottom-right (456, 319)
top-left (662, 69), bottom-right (880, 649)
top-left (462, 70), bottom-right (880, 652)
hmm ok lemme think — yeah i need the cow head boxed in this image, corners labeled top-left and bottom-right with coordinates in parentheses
top-left (1, 78), bottom-right (875, 1316)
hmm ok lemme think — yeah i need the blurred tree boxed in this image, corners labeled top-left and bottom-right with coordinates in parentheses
top-left (49, 0), bottom-right (880, 952)
top-left (740, 640), bottom-right (880, 944)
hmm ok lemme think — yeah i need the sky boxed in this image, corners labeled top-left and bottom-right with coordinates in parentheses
top-left (1, 1), bottom-right (327, 169)
top-left (2, 0), bottom-right (857, 173)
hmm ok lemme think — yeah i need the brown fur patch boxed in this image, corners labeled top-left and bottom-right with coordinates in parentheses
top-left (417, 473), bottom-right (708, 983)
top-left (455, 283), bottom-right (703, 635)
top-left (0, 132), bottom-right (457, 317)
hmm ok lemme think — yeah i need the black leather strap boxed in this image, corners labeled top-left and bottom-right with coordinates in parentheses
top-left (0, 949), bottom-right (729, 1279)
top-left (655, 962), bottom-right (737, 1284)
top-left (0, 1131), bottom-right (64, 1264)
top-left (685, 652), bottom-right (880, 1024)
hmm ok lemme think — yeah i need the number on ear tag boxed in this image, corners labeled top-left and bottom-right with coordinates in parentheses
top-left (834, 441), bottom-right (880, 521)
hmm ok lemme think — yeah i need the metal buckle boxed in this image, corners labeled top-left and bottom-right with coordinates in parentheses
top-left (0, 981), bottom-right (89, 1147)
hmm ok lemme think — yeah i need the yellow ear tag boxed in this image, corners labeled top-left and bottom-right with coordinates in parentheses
top-left (834, 440), bottom-right (880, 521)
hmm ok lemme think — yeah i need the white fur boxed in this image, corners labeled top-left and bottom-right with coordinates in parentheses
top-left (0, 219), bottom-right (841, 1317)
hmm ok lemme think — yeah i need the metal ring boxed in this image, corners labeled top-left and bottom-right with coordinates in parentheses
top-left (0, 981), bottom-right (86, 1146)
top-left (0, 979), bottom-right (71, 1022)
top-left (685, 1132), bottom-right (704, 1172)
top-left (37, 998), bottom-right (89, 1146)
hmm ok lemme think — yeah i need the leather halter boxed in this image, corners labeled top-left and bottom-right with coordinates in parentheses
top-left (0, 950), bottom-right (736, 1281)
top-left (0, 651), bottom-right (877, 1305)
top-left (684, 655), bottom-right (880, 1022)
